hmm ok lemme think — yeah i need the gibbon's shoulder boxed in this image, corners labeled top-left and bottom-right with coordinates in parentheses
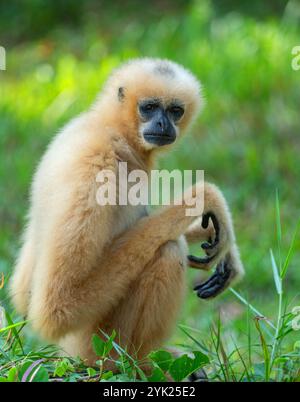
top-left (33, 111), bottom-right (117, 189)
top-left (46, 111), bottom-right (113, 157)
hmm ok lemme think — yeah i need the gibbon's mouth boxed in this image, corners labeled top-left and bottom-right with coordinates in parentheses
top-left (143, 133), bottom-right (176, 146)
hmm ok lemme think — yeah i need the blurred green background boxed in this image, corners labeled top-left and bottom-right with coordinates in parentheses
top-left (0, 0), bottom-right (300, 348)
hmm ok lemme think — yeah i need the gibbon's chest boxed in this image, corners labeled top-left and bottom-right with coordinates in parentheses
top-left (112, 163), bottom-right (149, 238)
top-left (113, 203), bottom-right (148, 238)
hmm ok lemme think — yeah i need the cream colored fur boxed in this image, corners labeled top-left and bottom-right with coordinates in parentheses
top-left (10, 58), bottom-right (243, 367)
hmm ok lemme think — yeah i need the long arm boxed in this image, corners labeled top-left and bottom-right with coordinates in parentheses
top-left (184, 184), bottom-right (244, 298)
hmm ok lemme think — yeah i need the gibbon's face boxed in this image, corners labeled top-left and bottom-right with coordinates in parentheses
top-left (100, 59), bottom-right (202, 151)
top-left (138, 97), bottom-right (185, 147)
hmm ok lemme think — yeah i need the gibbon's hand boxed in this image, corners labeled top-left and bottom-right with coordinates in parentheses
top-left (187, 211), bottom-right (226, 270)
top-left (193, 255), bottom-right (231, 299)
top-left (193, 246), bottom-right (243, 299)
top-left (186, 183), bottom-right (244, 298)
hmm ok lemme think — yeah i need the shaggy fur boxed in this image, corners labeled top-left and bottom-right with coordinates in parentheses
top-left (10, 58), bottom-right (243, 367)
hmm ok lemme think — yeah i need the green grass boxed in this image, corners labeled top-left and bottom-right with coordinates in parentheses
top-left (1, 0), bottom-right (300, 381)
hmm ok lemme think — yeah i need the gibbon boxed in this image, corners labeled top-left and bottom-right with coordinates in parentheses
top-left (10, 58), bottom-right (244, 368)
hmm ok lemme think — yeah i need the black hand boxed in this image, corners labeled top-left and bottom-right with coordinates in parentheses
top-left (201, 211), bottom-right (219, 252)
top-left (193, 258), bottom-right (231, 299)
top-left (188, 212), bottom-right (220, 267)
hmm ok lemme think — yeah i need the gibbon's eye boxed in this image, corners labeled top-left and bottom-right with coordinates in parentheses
top-left (139, 102), bottom-right (159, 114)
top-left (168, 105), bottom-right (184, 120)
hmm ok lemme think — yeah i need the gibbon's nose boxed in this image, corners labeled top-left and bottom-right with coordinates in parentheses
top-left (156, 115), bottom-right (169, 133)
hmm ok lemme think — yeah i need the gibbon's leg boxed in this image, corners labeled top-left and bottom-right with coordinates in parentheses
top-left (27, 182), bottom-right (238, 341)
top-left (27, 198), bottom-right (196, 341)
top-left (9, 225), bottom-right (35, 316)
top-left (60, 238), bottom-right (187, 369)
top-left (108, 238), bottom-right (187, 361)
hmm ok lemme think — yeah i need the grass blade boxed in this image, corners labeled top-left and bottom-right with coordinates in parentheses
top-left (230, 335), bottom-right (253, 382)
top-left (178, 325), bottom-right (215, 357)
top-left (270, 249), bottom-right (282, 295)
top-left (254, 318), bottom-right (270, 381)
top-left (230, 288), bottom-right (276, 331)
top-left (0, 320), bottom-right (27, 333)
top-left (275, 189), bottom-right (282, 271)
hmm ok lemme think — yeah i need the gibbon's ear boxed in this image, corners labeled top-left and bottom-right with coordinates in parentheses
top-left (118, 87), bottom-right (125, 102)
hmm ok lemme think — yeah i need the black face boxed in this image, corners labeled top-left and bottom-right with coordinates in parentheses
top-left (138, 98), bottom-right (184, 146)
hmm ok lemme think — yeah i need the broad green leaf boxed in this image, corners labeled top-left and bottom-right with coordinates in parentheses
top-left (92, 331), bottom-right (116, 358)
top-left (54, 358), bottom-right (74, 377)
top-left (87, 367), bottom-right (96, 377)
top-left (148, 366), bottom-right (166, 382)
top-left (169, 355), bottom-right (192, 382)
top-left (92, 334), bottom-right (106, 357)
top-left (29, 366), bottom-right (49, 382)
top-left (17, 361), bottom-right (34, 382)
top-left (101, 370), bottom-right (113, 380)
top-left (17, 360), bottom-right (49, 382)
top-left (191, 351), bottom-right (209, 368)
top-left (104, 330), bottom-right (116, 355)
top-left (169, 352), bottom-right (208, 382)
top-left (7, 366), bottom-right (18, 382)
top-left (149, 350), bottom-right (173, 372)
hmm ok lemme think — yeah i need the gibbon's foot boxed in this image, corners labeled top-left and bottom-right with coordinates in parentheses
top-left (187, 212), bottom-right (220, 270)
top-left (193, 257), bottom-right (231, 299)
top-left (201, 211), bottom-right (219, 251)
top-left (188, 367), bottom-right (208, 382)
